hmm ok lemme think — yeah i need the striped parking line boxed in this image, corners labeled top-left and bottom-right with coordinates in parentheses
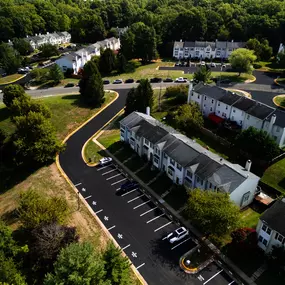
top-left (106, 173), bottom-right (121, 180)
top-left (140, 207), bottom-right (157, 216)
top-left (102, 169), bottom-right (116, 176)
top-left (133, 200), bottom-right (151, 209)
top-left (95, 209), bottom-right (103, 214)
top-left (121, 188), bottom-right (138, 196)
top-left (136, 263), bottom-right (145, 270)
top-left (122, 244), bottom-right (131, 250)
top-left (111, 178), bottom-right (127, 185)
top-left (171, 237), bottom-right (191, 250)
top-left (146, 214), bottom-right (164, 224)
top-left (127, 194), bottom-right (144, 203)
top-left (203, 270), bottom-right (223, 285)
top-left (107, 225), bottom-right (116, 231)
top-left (97, 166), bottom-right (109, 171)
top-left (154, 221), bottom-right (172, 232)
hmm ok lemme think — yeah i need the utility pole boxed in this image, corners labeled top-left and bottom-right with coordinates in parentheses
top-left (77, 191), bottom-right (80, 211)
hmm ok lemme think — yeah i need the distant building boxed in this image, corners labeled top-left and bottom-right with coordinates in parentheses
top-left (256, 199), bottom-right (285, 253)
top-left (173, 40), bottom-right (246, 60)
top-left (116, 26), bottom-right (129, 37)
top-left (120, 111), bottom-right (260, 209)
top-left (55, 37), bottom-right (120, 74)
top-left (189, 83), bottom-right (285, 147)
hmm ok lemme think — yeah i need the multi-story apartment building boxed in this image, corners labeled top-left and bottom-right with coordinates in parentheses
top-left (173, 40), bottom-right (246, 60)
top-left (120, 111), bottom-right (260, 209)
top-left (256, 199), bottom-right (285, 253)
top-left (189, 83), bottom-right (285, 147)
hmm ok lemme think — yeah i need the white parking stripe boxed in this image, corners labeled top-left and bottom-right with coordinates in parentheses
top-left (146, 213), bottom-right (164, 224)
top-left (116, 187), bottom-right (121, 191)
top-left (154, 221), bottom-right (172, 232)
top-left (121, 188), bottom-right (138, 196)
top-left (122, 244), bottom-right (130, 250)
top-left (102, 169), bottom-right (116, 175)
top-left (171, 237), bottom-right (191, 250)
top-left (111, 178), bottom-right (127, 185)
top-left (74, 182), bottom-right (82, 187)
top-left (140, 207), bottom-right (158, 216)
top-left (136, 263), bottom-right (145, 270)
top-left (228, 281), bottom-right (235, 285)
top-left (203, 270), bottom-right (223, 285)
top-left (107, 225), bottom-right (116, 231)
top-left (97, 166), bottom-right (109, 171)
top-left (133, 200), bottom-right (151, 209)
top-left (106, 173), bottom-right (121, 180)
top-left (127, 194), bottom-right (144, 203)
top-left (84, 195), bottom-right (92, 200)
top-left (95, 209), bottom-right (103, 214)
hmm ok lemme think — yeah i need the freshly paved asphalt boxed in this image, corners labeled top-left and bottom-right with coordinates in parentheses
top-left (58, 89), bottom-right (238, 285)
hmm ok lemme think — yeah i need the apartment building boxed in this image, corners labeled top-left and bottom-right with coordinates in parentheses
top-left (189, 83), bottom-right (285, 147)
top-left (120, 111), bottom-right (260, 209)
top-left (256, 199), bottom-right (285, 253)
top-left (173, 40), bottom-right (246, 60)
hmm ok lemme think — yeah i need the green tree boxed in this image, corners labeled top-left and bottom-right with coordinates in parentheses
top-left (120, 30), bottom-right (135, 60)
top-left (12, 111), bottom-right (63, 164)
top-left (235, 127), bottom-right (280, 162)
top-left (246, 38), bottom-right (262, 60)
top-left (39, 43), bottom-right (59, 58)
top-left (49, 64), bottom-right (64, 83)
top-left (193, 66), bottom-right (212, 83)
top-left (3, 84), bottom-right (26, 108)
top-left (185, 189), bottom-right (241, 237)
top-left (260, 39), bottom-right (273, 61)
top-left (103, 242), bottom-right (131, 285)
top-left (44, 242), bottom-right (108, 285)
top-left (12, 38), bottom-right (32, 56)
top-left (229, 48), bottom-right (257, 75)
top-left (30, 68), bottom-right (50, 83)
top-left (277, 50), bottom-right (285, 68)
top-left (116, 52), bottom-right (127, 73)
top-left (18, 190), bottom-right (68, 229)
top-left (79, 61), bottom-right (104, 106)
top-left (0, 43), bottom-right (22, 74)
top-left (246, 38), bottom-right (272, 61)
top-left (124, 88), bottom-right (137, 116)
top-left (99, 48), bottom-right (116, 74)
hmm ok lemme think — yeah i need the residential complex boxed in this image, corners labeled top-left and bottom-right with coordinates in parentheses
top-left (120, 111), bottom-right (260, 209)
top-left (55, 37), bottom-right (120, 74)
top-left (256, 199), bottom-right (285, 253)
top-left (189, 83), bottom-right (285, 147)
top-left (173, 40), bottom-right (246, 59)
top-left (24, 31), bottom-right (71, 50)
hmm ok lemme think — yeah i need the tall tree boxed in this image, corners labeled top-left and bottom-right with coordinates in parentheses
top-left (12, 38), bottom-right (32, 56)
top-left (79, 61), bottom-right (104, 106)
top-left (3, 84), bottom-right (26, 108)
top-left (39, 44), bottom-right (59, 58)
top-left (99, 48), bottom-right (116, 74)
top-left (229, 48), bottom-right (257, 75)
top-left (44, 242), bottom-right (108, 285)
top-left (120, 30), bottom-right (135, 60)
top-left (124, 88), bottom-right (137, 116)
top-left (116, 51), bottom-right (127, 73)
top-left (49, 64), bottom-right (64, 83)
top-left (193, 66), bottom-right (212, 83)
top-left (0, 43), bottom-right (22, 74)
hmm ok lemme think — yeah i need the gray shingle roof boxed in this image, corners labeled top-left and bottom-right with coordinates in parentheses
top-left (232, 96), bottom-right (257, 112)
top-left (246, 102), bottom-right (275, 120)
top-left (184, 41), bottom-right (195, 48)
top-left (270, 110), bottom-right (285, 128)
top-left (174, 41), bottom-right (184, 48)
top-left (260, 199), bottom-right (285, 236)
top-left (194, 83), bottom-right (227, 101)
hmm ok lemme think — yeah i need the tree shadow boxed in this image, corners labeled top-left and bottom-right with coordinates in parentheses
top-left (278, 177), bottom-right (285, 190)
top-left (1, 208), bottom-right (18, 226)
top-left (0, 106), bottom-right (11, 122)
top-left (61, 94), bottom-right (105, 109)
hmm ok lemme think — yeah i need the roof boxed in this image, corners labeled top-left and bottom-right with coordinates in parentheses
top-left (174, 41), bottom-right (184, 49)
top-left (267, 109), bottom-right (285, 128)
top-left (232, 96), bottom-right (257, 112)
top-left (184, 41), bottom-right (195, 48)
top-left (174, 40), bottom-right (246, 49)
top-left (246, 102), bottom-right (275, 120)
top-left (194, 83), bottom-right (227, 101)
top-left (260, 199), bottom-right (285, 236)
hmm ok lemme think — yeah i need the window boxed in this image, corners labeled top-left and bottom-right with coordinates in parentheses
top-left (262, 224), bottom-right (272, 235)
top-left (164, 153), bottom-right (168, 159)
top-left (218, 103), bottom-right (220, 107)
top-left (275, 233), bottom-right (285, 243)
top-left (154, 157), bottom-right (159, 164)
top-left (211, 99), bottom-right (214, 104)
top-left (210, 108), bottom-right (213, 112)
top-left (204, 104), bottom-right (206, 107)
top-left (120, 128), bottom-right (125, 133)
top-left (150, 143), bottom-right (153, 148)
top-left (144, 139), bottom-right (149, 145)
top-left (218, 110), bottom-right (220, 114)
top-left (276, 126), bottom-right (280, 133)
top-left (155, 148), bottom-right (160, 155)
top-left (170, 159), bottom-right (175, 166)
top-left (233, 109), bottom-right (236, 113)
top-left (176, 163), bottom-right (182, 171)
top-left (208, 182), bottom-right (212, 188)
top-left (247, 115), bottom-right (250, 120)
top-left (262, 239), bottom-right (268, 246)
top-left (204, 96), bottom-right (207, 100)
top-left (168, 168), bottom-right (173, 176)
top-left (196, 176), bottom-right (200, 183)
top-left (232, 116), bottom-right (234, 120)
top-left (226, 106), bottom-right (228, 110)
top-left (198, 95), bottom-right (200, 99)
top-left (186, 170), bottom-right (192, 178)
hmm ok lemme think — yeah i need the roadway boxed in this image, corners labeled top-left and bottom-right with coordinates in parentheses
top-left (58, 89), bottom-right (238, 285)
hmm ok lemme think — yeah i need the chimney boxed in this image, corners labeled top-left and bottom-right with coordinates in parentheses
top-left (245, 160), bottom-right (252, 172)
top-left (268, 114), bottom-right (276, 134)
top-left (146, 106), bottom-right (150, 116)
top-left (187, 80), bottom-right (193, 104)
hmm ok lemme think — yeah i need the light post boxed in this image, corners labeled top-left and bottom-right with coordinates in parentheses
top-left (77, 190), bottom-right (80, 211)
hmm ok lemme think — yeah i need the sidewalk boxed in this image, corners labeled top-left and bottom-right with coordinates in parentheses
top-left (95, 139), bottom-right (257, 285)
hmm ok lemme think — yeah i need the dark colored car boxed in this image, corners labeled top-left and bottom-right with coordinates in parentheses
top-left (163, 78), bottom-right (173, 82)
top-left (136, 79), bottom-right (141, 83)
top-left (125, 78), bottom-right (134, 83)
top-left (64, 83), bottom-right (75, 88)
top-left (150, 77), bottom-right (162, 83)
top-left (103, 79), bottom-right (110, 85)
top-left (119, 181), bottom-right (139, 193)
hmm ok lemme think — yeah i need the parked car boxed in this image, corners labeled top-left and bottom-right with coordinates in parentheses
top-left (175, 77), bottom-right (187, 83)
top-left (113, 79), bottom-right (123, 84)
top-left (99, 157), bottom-right (112, 166)
top-left (103, 79), bottom-right (110, 85)
top-left (163, 78), bottom-right (173, 82)
top-left (211, 62), bottom-right (216, 67)
top-left (222, 64), bottom-right (226, 68)
top-left (119, 180), bottom-right (139, 193)
top-left (175, 62), bottom-right (180, 66)
top-left (0, 90), bottom-right (2, 93)
top-left (125, 78), bottom-right (134, 83)
top-left (150, 77), bottom-right (162, 83)
top-left (136, 79), bottom-right (141, 83)
top-left (200, 61), bottom-right (206, 66)
top-left (64, 83), bottom-right (75, 88)
top-left (165, 227), bottom-right (189, 244)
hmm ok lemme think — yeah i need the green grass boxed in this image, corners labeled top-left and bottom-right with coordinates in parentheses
top-left (276, 77), bottom-right (285, 83)
top-left (97, 129), bottom-right (120, 149)
top-left (136, 166), bottom-right (159, 183)
top-left (211, 72), bottom-right (255, 82)
top-left (274, 95), bottom-right (285, 108)
top-left (0, 73), bottom-right (25, 85)
top-left (164, 185), bottom-right (188, 211)
top-left (115, 147), bottom-right (135, 162)
top-left (261, 158), bottom-right (285, 194)
top-left (124, 155), bottom-right (146, 172)
top-left (32, 78), bottom-right (80, 89)
top-left (84, 140), bottom-right (105, 163)
top-left (149, 173), bottom-right (173, 196)
top-left (240, 207), bottom-right (261, 228)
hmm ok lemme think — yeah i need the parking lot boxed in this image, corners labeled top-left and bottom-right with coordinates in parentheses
top-left (72, 162), bottom-right (240, 285)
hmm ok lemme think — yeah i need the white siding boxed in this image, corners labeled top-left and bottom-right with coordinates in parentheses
top-left (215, 101), bottom-right (231, 119)
top-left (243, 114), bottom-right (263, 130)
top-left (190, 91), bottom-right (203, 111)
top-left (202, 95), bottom-right (216, 116)
top-left (229, 107), bottom-right (245, 127)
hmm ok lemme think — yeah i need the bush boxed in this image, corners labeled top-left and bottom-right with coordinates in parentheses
top-left (253, 63), bottom-right (262, 69)
top-left (164, 85), bottom-right (188, 98)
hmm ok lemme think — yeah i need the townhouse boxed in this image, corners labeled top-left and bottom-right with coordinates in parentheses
top-left (256, 199), bottom-right (285, 253)
top-left (120, 111), bottom-right (260, 209)
top-left (25, 31), bottom-right (71, 50)
top-left (173, 40), bottom-right (246, 60)
top-left (55, 37), bottom-right (120, 74)
top-left (189, 83), bottom-right (285, 147)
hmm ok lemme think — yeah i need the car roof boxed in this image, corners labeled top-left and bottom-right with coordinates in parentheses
top-left (176, 227), bottom-right (186, 233)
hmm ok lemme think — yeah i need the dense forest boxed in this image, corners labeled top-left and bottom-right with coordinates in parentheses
top-left (0, 0), bottom-right (285, 55)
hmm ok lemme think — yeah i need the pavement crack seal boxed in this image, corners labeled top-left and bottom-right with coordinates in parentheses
top-left (56, 91), bottom-right (148, 285)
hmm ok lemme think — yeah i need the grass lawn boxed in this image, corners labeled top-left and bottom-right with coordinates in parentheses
top-left (261, 158), bottom-right (285, 194)
top-left (84, 140), bottom-right (105, 164)
top-left (0, 73), bottom-right (25, 85)
top-left (124, 155), bottom-right (146, 172)
top-left (115, 146), bottom-right (135, 161)
top-left (276, 77), bottom-right (285, 83)
top-left (273, 95), bottom-right (285, 108)
top-left (32, 78), bottom-right (80, 89)
top-left (164, 185), bottom-right (188, 211)
top-left (240, 207), bottom-right (261, 228)
top-left (211, 72), bottom-right (255, 82)
top-left (149, 173), bottom-right (173, 196)
top-left (136, 166), bottom-right (160, 183)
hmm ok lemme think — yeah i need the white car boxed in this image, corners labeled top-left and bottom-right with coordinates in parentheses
top-left (99, 157), bottom-right (112, 166)
top-left (175, 77), bottom-right (187, 83)
top-left (211, 62), bottom-right (216, 67)
top-left (113, 79), bottom-right (123, 84)
top-left (165, 227), bottom-right (189, 244)
top-left (222, 64), bottom-right (226, 68)
top-left (200, 61), bottom-right (206, 66)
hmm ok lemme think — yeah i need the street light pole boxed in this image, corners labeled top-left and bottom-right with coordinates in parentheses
top-left (77, 190), bottom-right (80, 211)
